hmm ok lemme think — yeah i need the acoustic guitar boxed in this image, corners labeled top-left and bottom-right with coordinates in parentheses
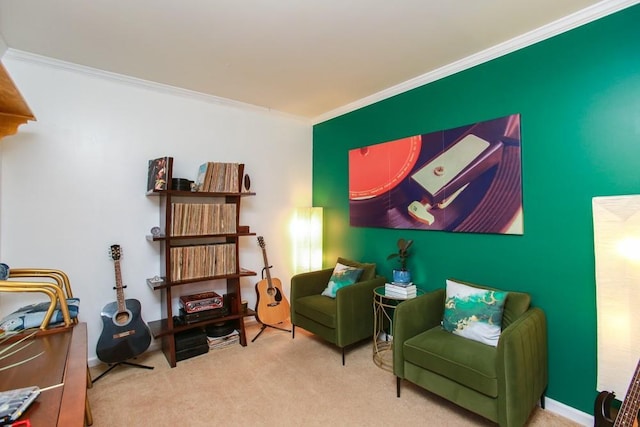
top-left (594, 358), bottom-right (640, 427)
top-left (96, 244), bottom-right (152, 364)
top-left (254, 236), bottom-right (290, 326)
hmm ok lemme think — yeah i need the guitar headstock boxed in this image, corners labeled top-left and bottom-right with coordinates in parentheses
top-left (257, 236), bottom-right (265, 249)
top-left (109, 244), bottom-right (122, 261)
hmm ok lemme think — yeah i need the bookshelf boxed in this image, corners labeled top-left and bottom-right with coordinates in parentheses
top-left (146, 158), bottom-right (256, 367)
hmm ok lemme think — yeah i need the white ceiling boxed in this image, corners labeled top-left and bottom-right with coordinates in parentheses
top-left (0, 0), bottom-right (636, 122)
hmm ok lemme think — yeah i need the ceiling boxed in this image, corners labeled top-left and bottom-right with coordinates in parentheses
top-left (0, 1), bottom-right (636, 122)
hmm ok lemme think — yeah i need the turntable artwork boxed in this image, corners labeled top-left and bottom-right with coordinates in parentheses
top-left (348, 113), bottom-right (523, 235)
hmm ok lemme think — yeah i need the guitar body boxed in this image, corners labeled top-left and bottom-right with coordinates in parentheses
top-left (594, 391), bottom-right (616, 427)
top-left (594, 358), bottom-right (640, 427)
top-left (255, 276), bottom-right (290, 326)
top-left (96, 298), bottom-right (152, 364)
top-left (96, 244), bottom-right (152, 364)
top-left (255, 236), bottom-right (290, 326)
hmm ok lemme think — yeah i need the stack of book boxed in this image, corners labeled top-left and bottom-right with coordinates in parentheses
top-left (207, 330), bottom-right (240, 350)
top-left (384, 282), bottom-right (417, 299)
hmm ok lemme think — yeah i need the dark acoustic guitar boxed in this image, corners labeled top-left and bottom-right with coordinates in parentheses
top-left (96, 244), bottom-right (152, 364)
top-left (594, 358), bottom-right (640, 427)
top-left (255, 236), bottom-right (290, 326)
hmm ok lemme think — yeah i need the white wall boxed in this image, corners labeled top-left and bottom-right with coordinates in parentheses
top-left (0, 51), bottom-right (312, 362)
top-left (0, 34), bottom-right (6, 57)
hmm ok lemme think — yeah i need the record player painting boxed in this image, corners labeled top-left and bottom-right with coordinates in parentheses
top-left (349, 114), bottom-right (523, 235)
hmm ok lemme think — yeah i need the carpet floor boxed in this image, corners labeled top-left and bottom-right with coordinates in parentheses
top-left (88, 321), bottom-right (580, 426)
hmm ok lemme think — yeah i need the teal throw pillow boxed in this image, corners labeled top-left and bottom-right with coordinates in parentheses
top-left (442, 279), bottom-right (507, 347)
top-left (321, 263), bottom-right (364, 298)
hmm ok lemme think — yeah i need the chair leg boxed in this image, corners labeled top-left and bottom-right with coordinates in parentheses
top-left (85, 396), bottom-right (94, 426)
top-left (85, 364), bottom-right (94, 425)
top-left (540, 394), bottom-right (546, 409)
top-left (342, 347), bottom-right (345, 366)
top-left (397, 377), bottom-right (401, 398)
top-left (292, 324), bottom-right (295, 339)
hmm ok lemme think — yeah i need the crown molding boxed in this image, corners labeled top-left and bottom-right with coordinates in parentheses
top-left (312, 0), bottom-right (639, 125)
top-left (3, 49), bottom-right (311, 124)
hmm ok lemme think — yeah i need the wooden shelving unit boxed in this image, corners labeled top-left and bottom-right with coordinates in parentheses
top-left (146, 159), bottom-right (256, 367)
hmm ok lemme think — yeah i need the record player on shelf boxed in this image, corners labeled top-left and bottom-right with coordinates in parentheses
top-left (175, 291), bottom-right (230, 325)
top-left (179, 291), bottom-right (223, 313)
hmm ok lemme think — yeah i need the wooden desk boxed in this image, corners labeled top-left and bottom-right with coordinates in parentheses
top-left (0, 323), bottom-right (88, 426)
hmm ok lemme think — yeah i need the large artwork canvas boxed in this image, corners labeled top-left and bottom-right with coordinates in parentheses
top-left (349, 114), bottom-right (523, 234)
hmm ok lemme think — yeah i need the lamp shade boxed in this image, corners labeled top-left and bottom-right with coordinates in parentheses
top-left (593, 195), bottom-right (640, 397)
top-left (292, 207), bottom-right (323, 273)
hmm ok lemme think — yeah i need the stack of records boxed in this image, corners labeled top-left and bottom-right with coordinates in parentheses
top-left (384, 282), bottom-right (417, 299)
top-left (206, 329), bottom-right (240, 350)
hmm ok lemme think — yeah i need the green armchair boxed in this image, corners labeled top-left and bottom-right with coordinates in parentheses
top-left (393, 280), bottom-right (547, 427)
top-left (290, 261), bottom-right (385, 365)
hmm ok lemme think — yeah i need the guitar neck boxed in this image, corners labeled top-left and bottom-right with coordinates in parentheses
top-left (113, 259), bottom-right (127, 312)
top-left (261, 246), bottom-right (273, 288)
top-left (615, 360), bottom-right (640, 426)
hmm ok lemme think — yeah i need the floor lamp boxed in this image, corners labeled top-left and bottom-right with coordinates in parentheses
top-left (592, 195), bottom-right (640, 397)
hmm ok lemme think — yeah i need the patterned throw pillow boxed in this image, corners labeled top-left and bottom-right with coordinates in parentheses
top-left (0, 298), bottom-right (80, 332)
top-left (0, 263), bottom-right (9, 280)
top-left (442, 280), bottom-right (507, 347)
top-left (336, 257), bottom-right (376, 281)
top-left (321, 263), bottom-right (364, 298)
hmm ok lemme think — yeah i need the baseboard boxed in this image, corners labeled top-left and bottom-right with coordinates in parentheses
top-left (544, 396), bottom-right (592, 426)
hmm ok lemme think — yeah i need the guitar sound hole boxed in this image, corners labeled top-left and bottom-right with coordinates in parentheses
top-left (267, 288), bottom-right (275, 296)
top-left (115, 311), bottom-right (131, 326)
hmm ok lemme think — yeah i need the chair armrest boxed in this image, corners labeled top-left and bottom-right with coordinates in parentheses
top-left (290, 268), bottom-right (334, 301)
top-left (9, 269), bottom-right (74, 298)
top-left (392, 288), bottom-right (445, 378)
top-left (496, 307), bottom-right (548, 427)
top-left (335, 276), bottom-right (386, 346)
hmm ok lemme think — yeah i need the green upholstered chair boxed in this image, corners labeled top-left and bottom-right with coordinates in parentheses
top-left (290, 259), bottom-right (385, 365)
top-left (393, 279), bottom-right (547, 427)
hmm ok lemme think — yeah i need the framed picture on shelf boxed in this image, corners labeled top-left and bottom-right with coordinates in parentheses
top-left (147, 156), bottom-right (173, 191)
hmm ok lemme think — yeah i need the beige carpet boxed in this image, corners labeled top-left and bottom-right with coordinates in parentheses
top-left (88, 322), bottom-right (579, 426)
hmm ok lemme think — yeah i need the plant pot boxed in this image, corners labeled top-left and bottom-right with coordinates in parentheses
top-left (392, 269), bottom-right (411, 284)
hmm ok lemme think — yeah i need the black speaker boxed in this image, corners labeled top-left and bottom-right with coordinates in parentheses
top-left (175, 344), bottom-right (209, 361)
top-left (174, 328), bottom-right (207, 351)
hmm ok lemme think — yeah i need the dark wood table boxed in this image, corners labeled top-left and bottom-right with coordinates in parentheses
top-left (0, 323), bottom-right (88, 426)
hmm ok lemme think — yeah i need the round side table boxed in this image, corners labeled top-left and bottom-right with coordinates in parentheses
top-left (372, 285), bottom-right (424, 372)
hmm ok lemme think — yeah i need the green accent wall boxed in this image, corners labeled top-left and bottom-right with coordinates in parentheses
top-left (312, 5), bottom-right (640, 414)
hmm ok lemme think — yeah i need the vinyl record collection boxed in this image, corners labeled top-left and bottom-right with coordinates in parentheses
top-left (171, 203), bottom-right (237, 236)
top-left (169, 243), bottom-right (236, 281)
top-left (194, 162), bottom-right (242, 192)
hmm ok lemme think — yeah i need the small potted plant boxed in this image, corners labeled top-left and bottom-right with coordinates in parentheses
top-left (387, 238), bottom-right (413, 283)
